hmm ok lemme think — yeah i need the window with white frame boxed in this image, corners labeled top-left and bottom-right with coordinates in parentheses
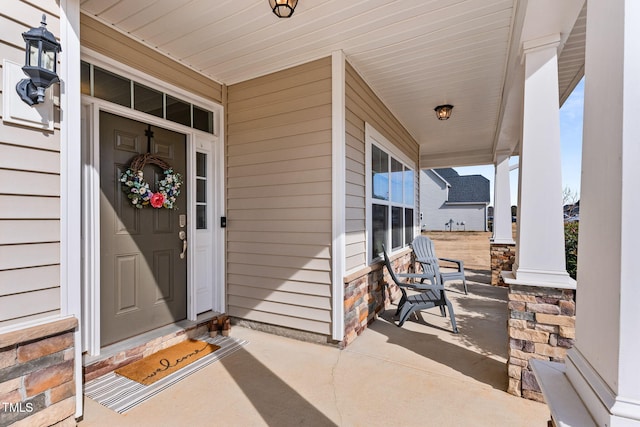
top-left (366, 125), bottom-right (416, 261)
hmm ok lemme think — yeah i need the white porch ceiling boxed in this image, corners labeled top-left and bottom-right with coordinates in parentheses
top-left (80, 0), bottom-right (585, 169)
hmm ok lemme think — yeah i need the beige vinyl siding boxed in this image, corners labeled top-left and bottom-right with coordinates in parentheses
top-left (226, 57), bottom-right (333, 335)
top-left (80, 14), bottom-right (223, 104)
top-left (344, 62), bottom-right (420, 272)
top-left (0, 1), bottom-right (62, 328)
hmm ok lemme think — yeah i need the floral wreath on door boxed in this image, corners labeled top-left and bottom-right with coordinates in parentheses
top-left (120, 153), bottom-right (182, 209)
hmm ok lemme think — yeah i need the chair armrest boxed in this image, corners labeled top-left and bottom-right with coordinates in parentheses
top-left (395, 272), bottom-right (440, 287)
top-left (438, 257), bottom-right (464, 269)
top-left (397, 282), bottom-right (445, 292)
top-left (397, 272), bottom-right (432, 279)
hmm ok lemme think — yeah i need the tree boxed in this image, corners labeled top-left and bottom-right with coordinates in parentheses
top-left (563, 187), bottom-right (579, 217)
top-left (565, 221), bottom-right (579, 279)
top-left (562, 187), bottom-right (579, 279)
top-left (563, 187), bottom-right (578, 205)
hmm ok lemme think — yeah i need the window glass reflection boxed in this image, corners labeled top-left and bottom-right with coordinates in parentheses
top-left (372, 204), bottom-right (388, 257)
top-left (372, 145), bottom-right (389, 200)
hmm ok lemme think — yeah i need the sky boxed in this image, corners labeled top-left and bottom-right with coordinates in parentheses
top-left (455, 78), bottom-right (585, 206)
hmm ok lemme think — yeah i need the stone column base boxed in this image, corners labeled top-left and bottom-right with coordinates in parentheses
top-left (490, 243), bottom-right (515, 286)
top-left (507, 284), bottom-right (576, 402)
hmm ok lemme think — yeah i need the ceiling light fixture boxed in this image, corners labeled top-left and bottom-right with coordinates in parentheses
top-left (269, 0), bottom-right (298, 18)
top-left (434, 104), bottom-right (454, 120)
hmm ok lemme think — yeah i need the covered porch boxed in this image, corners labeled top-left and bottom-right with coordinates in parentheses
top-left (2, 0), bottom-right (639, 425)
top-left (79, 272), bottom-right (550, 426)
top-left (68, 0), bottom-right (639, 424)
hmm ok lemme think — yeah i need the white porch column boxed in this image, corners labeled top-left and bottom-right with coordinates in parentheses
top-left (563, 1), bottom-right (640, 424)
top-left (491, 154), bottom-right (515, 244)
top-left (505, 34), bottom-right (575, 288)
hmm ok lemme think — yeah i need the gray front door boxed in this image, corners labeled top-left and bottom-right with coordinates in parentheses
top-left (100, 111), bottom-right (187, 346)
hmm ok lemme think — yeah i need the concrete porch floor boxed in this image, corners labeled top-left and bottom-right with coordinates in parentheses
top-left (78, 278), bottom-right (550, 427)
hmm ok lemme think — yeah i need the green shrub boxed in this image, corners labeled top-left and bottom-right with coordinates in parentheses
top-left (565, 221), bottom-right (579, 279)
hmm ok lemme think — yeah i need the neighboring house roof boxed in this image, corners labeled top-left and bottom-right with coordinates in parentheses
top-left (429, 169), bottom-right (452, 187)
top-left (432, 168), bottom-right (490, 204)
top-left (433, 168), bottom-right (460, 179)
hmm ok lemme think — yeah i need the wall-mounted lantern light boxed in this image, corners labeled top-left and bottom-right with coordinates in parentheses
top-left (16, 15), bottom-right (62, 106)
top-left (269, 0), bottom-right (298, 18)
top-left (434, 104), bottom-right (454, 120)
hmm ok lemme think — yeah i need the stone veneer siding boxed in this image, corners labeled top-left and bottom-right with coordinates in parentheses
top-left (342, 249), bottom-right (414, 347)
top-left (0, 317), bottom-right (78, 427)
top-left (490, 243), bottom-right (515, 287)
top-left (507, 284), bottom-right (576, 402)
top-left (84, 320), bottom-right (211, 382)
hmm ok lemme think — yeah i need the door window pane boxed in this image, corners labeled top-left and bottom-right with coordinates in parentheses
top-left (392, 206), bottom-right (403, 249)
top-left (196, 152), bottom-right (207, 230)
top-left (166, 95), bottom-right (191, 127)
top-left (372, 204), bottom-right (388, 258)
top-left (196, 179), bottom-right (206, 204)
top-left (372, 145), bottom-right (389, 200)
top-left (196, 205), bottom-right (206, 230)
top-left (134, 83), bottom-right (163, 118)
top-left (94, 67), bottom-right (131, 107)
top-left (390, 158), bottom-right (403, 203)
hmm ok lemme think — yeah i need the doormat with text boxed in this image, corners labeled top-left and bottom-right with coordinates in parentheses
top-left (115, 339), bottom-right (220, 385)
top-left (85, 335), bottom-right (248, 413)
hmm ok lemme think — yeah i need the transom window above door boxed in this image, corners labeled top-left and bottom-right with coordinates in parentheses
top-left (81, 61), bottom-right (215, 134)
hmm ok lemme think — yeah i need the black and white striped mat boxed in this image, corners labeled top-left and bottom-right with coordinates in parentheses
top-left (84, 335), bottom-right (248, 413)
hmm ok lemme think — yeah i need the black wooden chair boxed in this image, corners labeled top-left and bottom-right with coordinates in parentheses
top-left (381, 245), bottom-right (459, 333)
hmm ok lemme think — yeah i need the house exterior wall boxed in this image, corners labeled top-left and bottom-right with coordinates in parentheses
top-left (425, 204), bottom-right (487, 232)
top-left (80, 14), bottom-right (223, 104)
top-left (0, 4), bottom-right (81, 425)
top-left (343, 62), bottom-right (420, 273)
top-left (226, 57), bottom-right (333, 336)
top-left (342, 62), bottom-right (420, 345)
top-left (0, 2), bottom-right (63, 329)
top-left (420, 169), bottom-right (449, 231)
top-left (420, 170), bottom-right (487, 231)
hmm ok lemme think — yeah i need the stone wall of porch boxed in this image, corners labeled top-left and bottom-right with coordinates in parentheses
top-left (0, 317), bottom-right (78, 427)
top-left (342, 249), bottom-right (414, 348)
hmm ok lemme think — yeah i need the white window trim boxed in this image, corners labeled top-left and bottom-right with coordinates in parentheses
top-left (365, 123), bottom-right (418, 264)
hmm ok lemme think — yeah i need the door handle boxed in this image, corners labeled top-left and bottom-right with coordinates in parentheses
top-left (179, 231), bottom-right (187, 259)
